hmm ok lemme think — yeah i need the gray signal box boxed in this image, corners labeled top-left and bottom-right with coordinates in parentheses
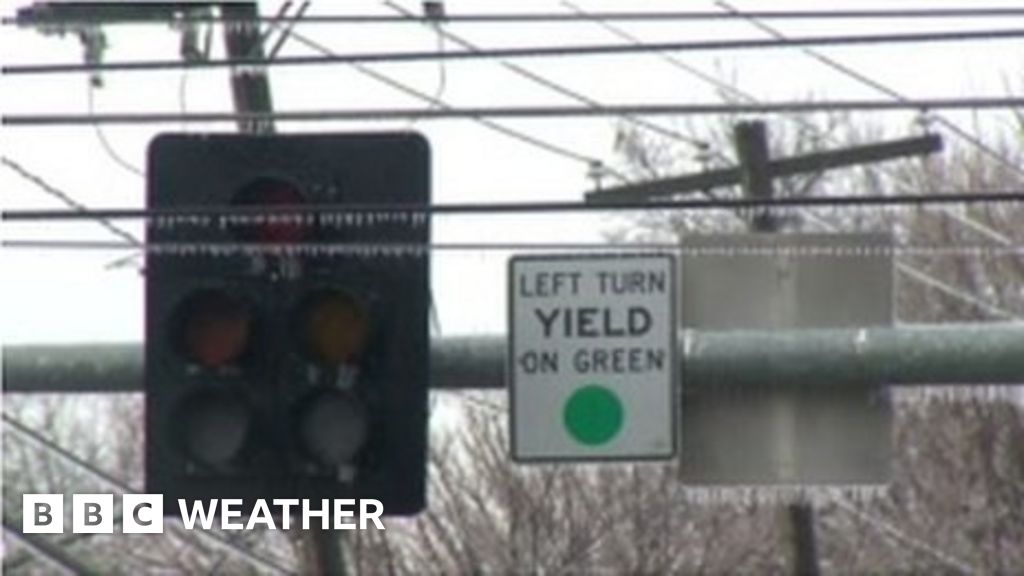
top-left (679, 233), bottom-right (892, 485)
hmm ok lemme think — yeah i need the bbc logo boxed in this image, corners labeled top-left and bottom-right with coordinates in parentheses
top-left (23, 494), bottom-right (164, 534)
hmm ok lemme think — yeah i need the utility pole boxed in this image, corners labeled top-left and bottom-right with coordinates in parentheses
top-left (220, 4), bottom-right (345, 575)
top-left (589, 121), bottom-right (945, 575)
top-left (221, 2), bottom-right (274, 134)
top-left (734, 121), bottom-right (819, 576)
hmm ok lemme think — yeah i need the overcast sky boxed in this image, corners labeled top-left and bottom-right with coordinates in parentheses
top-left (2, 0), bottom-right (1021, 345)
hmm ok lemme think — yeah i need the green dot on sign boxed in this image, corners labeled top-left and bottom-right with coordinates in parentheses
top-left (563, 385), bottom-right (624, 446)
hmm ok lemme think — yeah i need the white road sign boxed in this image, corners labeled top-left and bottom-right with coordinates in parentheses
top-left (509, 254), bottom-right (677, 461)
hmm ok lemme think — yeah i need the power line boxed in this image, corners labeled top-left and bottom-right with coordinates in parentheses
top-left (894, 263), bottom-right (1018, 320)
top-left (3, 156), bottom-right (143, 270)
top-left (4, 190), bottom-right (1023, 223)
top-left (286, 27), bottom-right (624, 181)
top-left (1, 518), bottom-right (101, 576)
top-left (5, 240), bottom-right (1021, 259)
top-left (562, 1), bottom-right (1020, 321)
top-left (1, 156), bottom-right (141, 246)
top-left (5, 28), bottom-right (1023, 75)
top-left (265, 1), bottom-right (309, 61)
top-left (712, 1), bottom-right (1019, 245)
top-left (714, 0), bottom-right (1024, 184)
top-left (87, 84), bottom-right (145, 178)
top-left (383, 1), bottom-right (707, 150)
top-left (830, 497), bottom-right (978, 574)
top-left (5, 98), bottom-right (1021, 126)
top-left (2, 413), bottom-right (297, 575)
top-left (9, 8), bottom-right (1024, 26)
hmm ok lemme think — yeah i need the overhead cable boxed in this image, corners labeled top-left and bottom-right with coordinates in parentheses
top-left (713, 0), bottom-right (1022, 245)
top-left (4, 98), bottom-right (1021, 127)
top-left (383, 1), bottom-right (707, 149)
top-left (2, 414), bottom-right (297, 575)
top-left (715, 0), bottom-right (1024, 182)
top-left (286, 28), bottom-right (625, 180)
top-left (561, 1), bottom-right (1020, 320)
top-left (1, 518), bottom-right (99, 576)
top-left (4, 190), bottom-right (1023, 223)
top-left (9, 8), bottom-right (1024, 26)
top-left (5, 240), bottom-right (1022, 259)
top-left (1, 156), bottom-right (141, 246)
top-left (5, 28), bottom-right (1023, 76)
top-left (830, 498), bottom-right (979, 574)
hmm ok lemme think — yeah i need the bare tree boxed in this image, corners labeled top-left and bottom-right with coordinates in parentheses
top-left (605, 94), bottom-right (1024, 574)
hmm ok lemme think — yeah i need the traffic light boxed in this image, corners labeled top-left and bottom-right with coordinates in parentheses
top-left (145, 132), bottom-right (430, 515)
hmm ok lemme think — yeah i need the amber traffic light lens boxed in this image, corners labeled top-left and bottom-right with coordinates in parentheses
top-left (174, 290), bottom-right (251, 369)
top-left (231, 176), bottom-right (308, 243)
top-left (301, 290), bottom-right (369, 365)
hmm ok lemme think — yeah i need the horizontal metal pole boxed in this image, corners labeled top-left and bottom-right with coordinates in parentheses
top-left (3, 324), bottom-right (1022, 393)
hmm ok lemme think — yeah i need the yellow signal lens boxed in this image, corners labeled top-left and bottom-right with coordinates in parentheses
top-left (303, 290), bottom-right (369, 365)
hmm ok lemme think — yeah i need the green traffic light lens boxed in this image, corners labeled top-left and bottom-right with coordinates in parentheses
top-left (296, 389), bottom-right (369, 466)
top-left (231, 176), bottom-right (308, 243)
top-left (176, 388), bottom-right (252, 466)
top-left (173, 289), bottom-right (251, 369)
top-left (299, 290), bottom-right (370, 366)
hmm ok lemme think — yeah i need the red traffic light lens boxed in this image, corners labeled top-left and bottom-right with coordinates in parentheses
top-left (231, 176), bottom-right (308, 243)
top-left (296, 389), bottom-right (368, 466)
top-left (173, 290), bottom-right (251, 369)
top-left (300, 290), bottom-right (370, 365)
top-left (176, 389), bottom-right (252, 466)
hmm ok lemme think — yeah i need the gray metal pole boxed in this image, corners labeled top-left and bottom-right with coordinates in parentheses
top-left (735, 120), bottom-right (818, 576)
top-left (4, 325), bottom-right (1023, 394)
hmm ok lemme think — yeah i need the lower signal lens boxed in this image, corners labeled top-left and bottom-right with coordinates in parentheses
top-left (174, 290), bottom-right (251, 369)
top-left (177, 389), bottom-right (252, 466)
top-left (296, 389), bottom-right (368, 466)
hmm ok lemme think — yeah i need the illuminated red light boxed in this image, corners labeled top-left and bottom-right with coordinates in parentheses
top-left (231, 176), bottom-right (308, 243)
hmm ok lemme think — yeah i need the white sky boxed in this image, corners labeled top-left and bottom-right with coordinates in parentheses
top-left (1, 0), bottom-right (1022, 345)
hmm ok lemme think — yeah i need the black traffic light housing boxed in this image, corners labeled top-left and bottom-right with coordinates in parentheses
top-left (145, 132), bottom-right (430, 515)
